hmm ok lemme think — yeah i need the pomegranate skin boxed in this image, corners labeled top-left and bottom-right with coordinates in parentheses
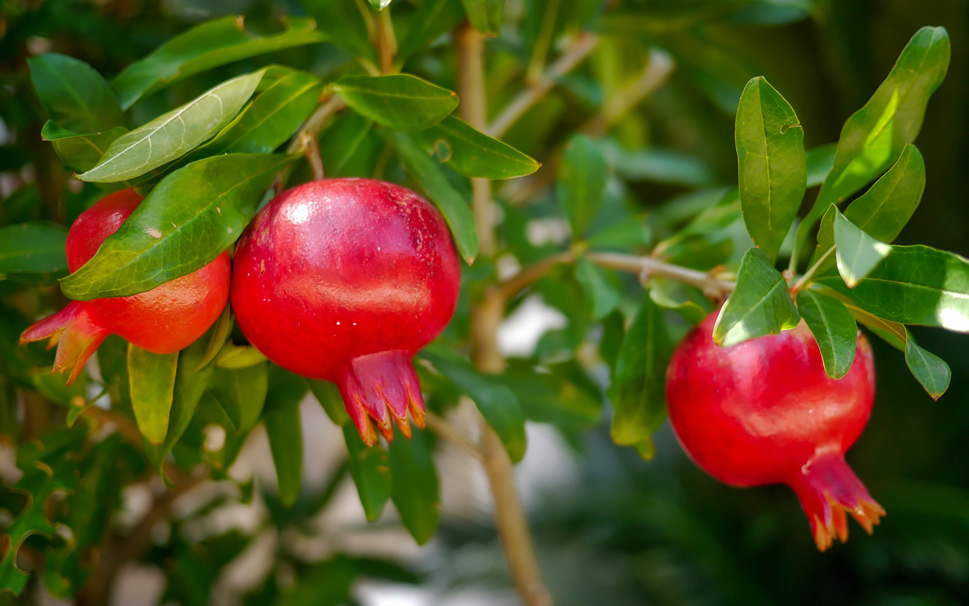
top-left (666, 311), bottom-right (884, 550)
top-left (21, 188), bottom-right (231, 384)
top-left (230, 178), bottom-right (461, 445)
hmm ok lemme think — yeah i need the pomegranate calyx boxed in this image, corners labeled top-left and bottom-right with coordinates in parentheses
top-left (789, 450), bottom-right (885, 551)
top-left (337, 350), bottom-right (427, 446)
top-left (20, 301), bottom-right (107, 386)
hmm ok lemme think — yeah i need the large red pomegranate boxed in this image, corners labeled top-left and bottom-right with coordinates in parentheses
top-left (231, 178), bottom-right (461, 445)
top-left (21, 188), bottom-right (231, 385)
top-left (665, 312), bottom-right (884, 550)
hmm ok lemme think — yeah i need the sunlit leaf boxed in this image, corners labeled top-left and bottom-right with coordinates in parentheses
top-left (833, 210), bottom-right (892, 287)
top-left (128, 344), bottom-right (178, 444)
top-left (714, 248), bottom-right (800, 346)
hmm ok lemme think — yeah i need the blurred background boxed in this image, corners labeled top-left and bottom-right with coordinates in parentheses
top-left (2, 0), bottom-right (969, 604)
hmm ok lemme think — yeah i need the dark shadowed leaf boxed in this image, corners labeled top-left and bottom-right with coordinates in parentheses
top-left (461, 0), bottom-right (504, 36)
top-left (558, 134), bottom-right (608, 239)
top-left (308, 379), bottom-right (350, 427)
top-left (735, 76), bottom-right (806, 261)
top-left (805, 143), bottom-right (836, 188)
top-left (319, 112), bottom-right (376, 178)
top-left (389, 428), bottom-right (440, 544)
top-left (796, 289), bottom-right (857, 379)
top-left (112, 17), bottom-right (326, 109)
top-left (714, 248), bottom-right (800, 346)
top-left (301, 0), bottom-right (377, 63)
top-left (334, 74), bottom-right (459, 132)
top-left (209, 362), bottom-right (269, 434)
top-left (343, 424), bottom-right (392, 521)
top-left (904, 330), bottom-right (951, 400)
top-left (62, 153), bottom-right (293, 301)
top-left (0, 223), bottom-right (67, 275)
top-left (128, 344), bottom-right (178, 444)
top-left (412, 115), bottom-right (539, 179)
top-left (397, 0), bottom-right (466, 61)
top-left (41, 121), bottom-right (127, 172)
top-left (574, 257), bottom-right (620, 320)
top-left (265, 403), bottom-right (303, 507)
top-left (28, 53), bottom-right (124, 133)
top-left (833, 211), bottom-right (891, 287)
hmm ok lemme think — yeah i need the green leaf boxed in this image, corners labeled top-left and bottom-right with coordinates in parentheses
top-left (79, 70), bottom-right (266, 183)
top-left (215, 343), bottom-right (269, 369)
top-left (193, 304), bottom-right (233, 372)
top-left (319, 112), bottom-right (376, 178)
top-left (558, 134), bottom-right (608, 239)
top-left (61, 153), bottom-right (293, 301)
top-left (411, 115), bottom-right (539, 179)
top-left (264, 364), bottom-right (309, 416)
top-left (265, 403), bottom-right (303, 507)
top-left (302, 0), bottom-right (377, 63)
top-left (904, 330), bottom-right (951, 400)
top-left (795, 26), bottom-right (949, 253)
top-left (574, 257), bottom-right (620, 320)
top-left (307, 379), bottom-right (350, 427)
top-left (805, 143), bottom-right (836, 188)
top-left (28, 53), bottom-right (124, 133)
top-left (713, 248), bottom-right (800, 346)
top-left (388, 428), bottom-right (440, 544)
top-left (735, 76), bottom-right (806, 261)
top-left (127, 344), bottom-right (178, 445)
top-left (461, 0), bottom-right (504, 36)
top-left (397, 0), bottom-right (466, 61)
top-left (0, 223), bottom-right (67, 275)
top-left (648, 277), bottom-right (710, 326)
top-left (833, 210), bottom-right (892, 287)
top-left (343, 424), bottom-right (391, 521)
top-left (795, 289), bottom-right (857, 379)
top-left (208, 362), bottom-right (268, 434)
top-left (334, 74), bottom-right (459, 132)
top-left (605, 143), bottom-right (715, 187)
top-left (390, 132), bottom-right (478, 264)
top-left (421, 346), bottom-right (526, 463)
top-left (610, 296), bottom-right (673, 459)
top-left (371, 0), bottom-right (393, 8)
top-left (818, 245), bottom-right (969, 333)
top-left (41, 121), bottom-right (127, 173)
top-left (112, 16), bottom-right (327, 109)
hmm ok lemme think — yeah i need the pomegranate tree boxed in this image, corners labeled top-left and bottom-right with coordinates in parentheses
top-left (231, 178), bottom-right (461, 445)
top-left (666, 311), bottom-right (885, 550)
top-left (20, 189), bottom-right (231, 385)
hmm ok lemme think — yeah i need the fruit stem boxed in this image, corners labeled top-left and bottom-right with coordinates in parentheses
top-left (586, 252), bottom-right (735, 294)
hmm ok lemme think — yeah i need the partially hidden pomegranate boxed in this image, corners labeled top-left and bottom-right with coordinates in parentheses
top-left (21, 188), bottom-right (231, 384)
top-left (665, 312), bottom-right (884, 550)
top-left (230, 178), bottom-right (461, 445)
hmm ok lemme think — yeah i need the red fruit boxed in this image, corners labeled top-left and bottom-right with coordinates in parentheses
top-left (20, 189), bottom-right (231, 384)
top-left (665, 312), bottom-right (884, 551)
top-left (230, 178), bottom-right (461, 445)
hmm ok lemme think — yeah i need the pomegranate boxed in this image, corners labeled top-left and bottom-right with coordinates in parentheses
top-left (21, 188), bottom-right (231, 385)
top-left (665, 312), bottom-right (884, 550)
top-left (230, 178), bottom-right (461, 445)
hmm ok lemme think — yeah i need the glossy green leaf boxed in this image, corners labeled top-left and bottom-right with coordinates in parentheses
top-left (735, 76), bottom-right (806, 262)
top-left (28, 53), bottom-right (124, 133)
top-left (574, 257), bottom-right (620, 320)
top-left (796, 289), bottom-right (857, 379)
top-left (558, 134), bottom-right (608, 239)
top-left (308, 379), bottom-right (350, 427)
top-left (215, 343), bottom-right (269, 369)
top-left (127, 344), bottom-right (178, 445)
top-left (421, 346), bottom-right (526, 463)
top-left (805, 143), bottom-right (836, 188)
top-left (461, 0), bottom-right (504, 36)
top-left (265, 403), bottom-right (303, 507)
top-left (208, 362), bottom-right (269, 434)
top-left (41, 121), bottom-right (127, 172)
top-left (411, 115), bottom-right (539, 179)
top-left (904, 330), bottom-right (951, 400)
top-left (319, 112), bottom-right (376, 178)
top-left (833, 210), bottom-right (891, 287)
top-left (79, 70), bottom-right (266, 183)
top-left (112, 16), bottom-right (326, 109)
top-left (62, 153), bottom-right (293, 301)
top-left (334, 75), bottom-right (458, 132)
top-left (795, 26), bottom-right (949, 253)
top-left (714, 248), bottom-right (800, 346)
top-left (389, 428), bottom-right (440, 544)
top-left (610, 296), bottom-right (673, 459)
top-left (0, 223), bottom-right (67, 275)
top-left (343, 424), bottom-right (392, 521)
top-left (390, 131), bottom-right (478, 264)
top-left (302, 0), bottom-right (377, 63)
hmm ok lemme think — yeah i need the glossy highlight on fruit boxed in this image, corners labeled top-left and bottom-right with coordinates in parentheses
top-left (665, 312), bottom-right (884, 551)
top-left (231, 178), bottom-right (461, 445)
top-left (20, 188), bottom-right (231, 385)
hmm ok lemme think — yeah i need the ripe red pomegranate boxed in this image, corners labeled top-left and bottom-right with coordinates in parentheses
top-left (665, 312), bottom-right (884, 551)
top-left (231, 178), bottom-right (461, 445)
top-left (21, 188), bottom-right (231, 385)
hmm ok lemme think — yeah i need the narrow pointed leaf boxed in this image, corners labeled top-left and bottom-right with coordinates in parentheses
top-left (79, 71), bottom-right (266, 183)
top-left (0, 223), bottom-right (67, 275)
top-left (558, 134), bottom-right (608, 239)
top-left (112, 16), bottom-right (326, 109)
top-left (41, 121), bottom-right (127, 172)
top-left (193, 305), bottom-right (233, 372)
top-left (389, 428), bottom-right (440, 544)
top-left (796, 289), bottom-right (857, 379)
top-left (461, 0), bottom-right (504, 36)
top-left (61, 153), bottom-right (294, 301)
top-left (308, 379), bottom-right (350, 427)
top-left (904, 330), bottom-right (951, 400)
top-left (208, 362), bottom-right (268, 434)
top-left (390, 132), bottom-right (478, 263)
top-left (714, 248), bottom-right (800, 346)
top-left (574, 257), bottom-right (620, 320)
top-left (735, 77), bottom-right (806, 261)
top-left (343, 424), bottom-right (391, 521)
top-left (833, 211), bottom-right (892, 287)
top-left (411, 115), bottom-right (539, 179)
top-left (334, 74), bottom-right (459, 132)
top-left (28, 53), bottom-right (124, 133)
top-left (128, 345), bottom-right (178, 445)
top-left (265, 403), bottom-right (303, 507)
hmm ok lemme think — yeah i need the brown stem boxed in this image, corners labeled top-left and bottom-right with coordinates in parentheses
top-left (425, 410), bottom-right (483, 461)
top-left (586, 251), bottom-right (735, 294)
top-left (376, 7), bottom-right (397, 75)
top-left (496, 250), bottom-right (575, 301)
top-left (300, 129), bottom-right (325, 181)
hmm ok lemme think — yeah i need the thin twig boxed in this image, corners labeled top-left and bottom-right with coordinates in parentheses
top-left (285, 95), bottom-right (345, 155)
top-left (376, 7), bottom-right (397, 75)
top-left (425, 411), bottom-right (483, 461)
top-left (490, 32), bottom-right (600, 139)
top-left (790, 246), bottom-right (835, 294)
top-left (300, 129), bottom-right (325, 181)
top-left (496, 250), bottom-right (575, 301)
top-left (586, 251), bottom-right (735, 294)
